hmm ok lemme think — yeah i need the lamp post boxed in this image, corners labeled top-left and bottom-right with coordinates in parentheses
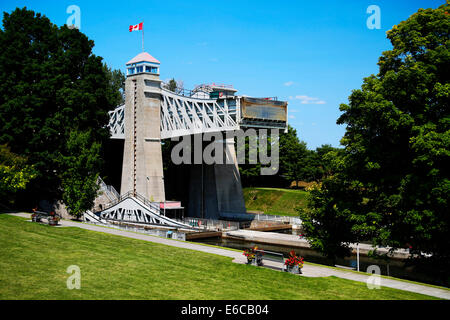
top-left (201, 159), bottom-right (204, 219)
top-left (357, 243), bottom-right (360, 272)
top-left (162, 176), bottom-right (165, 217)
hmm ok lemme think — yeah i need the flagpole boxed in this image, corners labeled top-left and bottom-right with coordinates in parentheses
top-left (142, 20), bottom-right (144, 52)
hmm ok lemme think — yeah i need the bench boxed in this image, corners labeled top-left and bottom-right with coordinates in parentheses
top-left (253, 250), bottom-right (286, 271)
top-left (31, 210), bottom-right (60, 226)
top-left (31, 210), bottom-right (47, 222)
top-left (335, 264), bottom-right (356, 271)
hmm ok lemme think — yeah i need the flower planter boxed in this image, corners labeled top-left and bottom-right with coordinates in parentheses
top-left (48, 219), bottom-right (59, 226)
top-left (284, 250), bottom-right (304, 274)
top-left (247, 256), bottom-right (263, 266)
top-left (256, 256), bottom-right (263, 266)
top-left (244, 246), bottom-right (262, 266)
top-left (286, 265), bottom-right (303, 274)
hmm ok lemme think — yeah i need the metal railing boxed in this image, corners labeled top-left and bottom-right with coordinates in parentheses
top-left (192, 83), bottom-right (234, 93)
top-left (93, 190), bottom-right (163, 214)
top-left (171, 217), bottom-right (241, 231)
top-left (85, 220), bottom-right (187, 241)
top-left (253, 214), bottom-right (302, 225)
top-left (92, 190), bottom-right (134, 213)
top-left (108, 185), bottom-right (120, 200)
top-left (161, 82), bottom-right (238, 100)
top-left (97, 177), bottom-right (120, 202)
top-left (161, 82), bottom-right (210, 98)
top-left (133, 192), bottom-right (161, 212)
top-left (255, 97), bottom-right (278, 101)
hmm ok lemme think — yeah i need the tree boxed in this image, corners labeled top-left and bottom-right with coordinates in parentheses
top-left (237, 125), bottom-right (310, 187)
top-left (0, 7), bottom-right (121, 213)
top-left (0, 144), bottom-right (37, 204)
top-left (237, 126), bottom-right (338, 187)
top-left (300, 4), bottom-right (450, 283)
top-left (59, 130), bottom-right (102, 218)
top-left (298, 178), bottom-right (362, 263)
top-left (165, 78), bottom-right (184, 94)
top-left (278, 128), bottom-right (343, 185)
top-left (315, 144), bottom-right (341, 180)
top-left (278, 126), bottom-right (309, 185)
top-left (295, 150), bottom-right (321, 183)
top-left (237, 130), bottom-right (263, 187)
top-left (104, 64), bottom-right (125, 106)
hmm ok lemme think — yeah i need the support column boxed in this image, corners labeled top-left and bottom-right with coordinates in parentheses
top-left (214, 138), bottom-right (246, 215)
top-left (187, 137), bottom-right (246, 219)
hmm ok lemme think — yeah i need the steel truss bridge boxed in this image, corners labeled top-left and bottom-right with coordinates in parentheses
top-left (108, 86), bottom-right (288, 140)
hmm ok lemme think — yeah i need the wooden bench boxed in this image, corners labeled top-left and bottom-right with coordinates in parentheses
top-left (254, 250), bottom-right (286, 271)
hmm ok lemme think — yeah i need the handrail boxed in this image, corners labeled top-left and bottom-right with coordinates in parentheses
top-left (160, 82), bottom-right (237, 100)
top-left (109, 185), bottom-right (120, 200)
top-left (257, 97), bottom-right (278, 101)
top-left (94, 190), bottom-right (161, 213)
top-left (160, 87), bottom-right (216, 101)
top-left (194, 83), bottom-right (234, 91)
top-left (97, 177), bottom-right (120, 202)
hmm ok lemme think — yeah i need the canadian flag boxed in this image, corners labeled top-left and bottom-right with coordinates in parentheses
top-left (129, 22), bottom-right (143, 32)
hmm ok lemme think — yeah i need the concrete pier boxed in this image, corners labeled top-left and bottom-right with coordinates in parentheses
top-left (188, 138), bottom-right (246, 220)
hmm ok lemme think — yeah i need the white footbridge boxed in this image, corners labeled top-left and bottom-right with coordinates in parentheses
top-left (85, 191), bottom-right (195, 229)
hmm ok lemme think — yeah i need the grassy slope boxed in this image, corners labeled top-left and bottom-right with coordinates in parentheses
top-left (243, 187), bottom-right (308, 216)
top-left (0, 215), bottom-right (437, 300)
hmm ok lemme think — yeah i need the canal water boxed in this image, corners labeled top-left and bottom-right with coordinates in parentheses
top-left (192, 229), bottom-right (443, 287)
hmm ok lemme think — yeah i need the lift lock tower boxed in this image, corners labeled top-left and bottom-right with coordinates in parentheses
top-left (121, 52), bottom-right (165, 202)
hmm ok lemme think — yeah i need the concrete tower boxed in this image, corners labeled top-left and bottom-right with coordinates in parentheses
top-left (120, 52), bottom-right (165, 202)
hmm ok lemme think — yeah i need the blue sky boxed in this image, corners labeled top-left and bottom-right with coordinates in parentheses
top-left (0, 0), bottom-right (444, 149)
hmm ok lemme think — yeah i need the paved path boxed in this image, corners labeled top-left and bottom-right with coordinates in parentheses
top-left (9, 213), bottom-right (450, 300)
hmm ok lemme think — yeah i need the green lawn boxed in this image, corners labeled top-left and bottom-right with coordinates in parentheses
top-left (0, 214), bottom-right (438, 300)
top-left (243, 187), bottom-right (308, 216)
